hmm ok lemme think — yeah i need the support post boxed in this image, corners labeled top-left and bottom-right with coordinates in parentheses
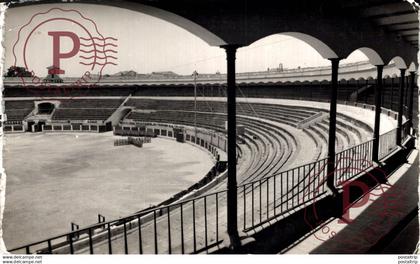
top-left (193, 71), bottom-right (198, 139)
top-left (372, 65), bottom-right (384, 163)
top-left (397, 69), bottom-right (406, 146)
top-left (408, 71), bottom-right (415, 132)
top-left (390, 77), bottom-right (394, 111)
top-left (223, 44), bottom-right (240, 246)
top-left (356, 79), bottom-right (359, 102)
top-left (327, 58), bottom-right (340, 196)
top-left (365, 79), bottom-right (369, 104)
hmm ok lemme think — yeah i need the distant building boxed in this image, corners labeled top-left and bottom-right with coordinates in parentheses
top-left (268, 63), bottom-right (284, 72)
top-left (44, 66), bottom-right (63, 83)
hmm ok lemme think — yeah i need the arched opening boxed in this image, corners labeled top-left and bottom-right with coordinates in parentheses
top-left (37, 102), bottom-right (55, 115)
top-left (384, 57), bottom-right (409, 112)
top-left (236, 33), bottom-right (338, 73)
top-left (389, 56), bottom-right (408, 70)
top-left (408, 62), bottom-right (417, 72)
top-left (350, 47), bottom-right (384, 66)
top-left (340, 50), bottom-right (372, 103)
top-left (280, 32), bottom-right (338, 59)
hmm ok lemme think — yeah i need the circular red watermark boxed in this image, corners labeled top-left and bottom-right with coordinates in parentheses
top-left (11, 7), bottom-right (118, 98)
top-left (302, 154), bottom-right (403, 248)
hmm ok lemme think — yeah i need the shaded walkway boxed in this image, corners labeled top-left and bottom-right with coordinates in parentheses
top-left (285, 149), bottom-right (419, 254)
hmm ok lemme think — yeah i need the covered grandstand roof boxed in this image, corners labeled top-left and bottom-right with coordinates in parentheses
top-left (342, 0), bottom-right (419, 48)
top-left (9, 0), bottom-right (418, 65)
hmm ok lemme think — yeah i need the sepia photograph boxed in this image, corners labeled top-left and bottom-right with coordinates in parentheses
top-left (0, 0), bottom-right (419, 261)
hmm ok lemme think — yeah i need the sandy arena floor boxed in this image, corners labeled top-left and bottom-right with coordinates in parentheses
top-left (3, 132), bottom-right (214, 249)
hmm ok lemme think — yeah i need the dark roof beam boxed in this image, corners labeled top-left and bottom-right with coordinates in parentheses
top-left (405, 35), bottom-right (419, 41)
top-left (340, 0), bottom-right (404, 10)
top-left (374, 13), bottom-right (418, 25)
top-left (388, 22), bottom-right (419, 31)
top-left (361, 3), bottom-right (415, 18)
top-left (398, 29), bottom-right (419, 36)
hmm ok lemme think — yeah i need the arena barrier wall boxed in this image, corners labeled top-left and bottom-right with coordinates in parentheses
top-left (41, 122), bottom-right (112, 133)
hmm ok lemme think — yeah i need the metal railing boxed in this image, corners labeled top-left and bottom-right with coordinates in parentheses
top-left (335, 140), bottom-right (374, 184)
top-left (9, 190), bottom-right (227, 254)
top-left (240, 158), bottom-right (329, 230)
top-left (379, 129), bottom-right (398, 160)
top-left (239, 139), bottom-right (376, 230)
top-left (402, 120), bottom-right (411, 143)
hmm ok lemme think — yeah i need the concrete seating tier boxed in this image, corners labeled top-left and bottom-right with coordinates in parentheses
top-left (124, 100), bottom-right (372, 180)
top-left (58, 99), bottom-right (124, 109)
top-left (52, 108), bottom-right (116, 121)
top-left (303, 127), bottom-right (327, 159)
top-left (236, 118), bottom-right (294, 183)
top-left (124, 99), bottom-right (318, 125)
top-left (126, 110), bottom-right (298, 184)
top-left (5, 100), bottom-right (34, 121)
top-left (51, 99), bottom-right (124, 121)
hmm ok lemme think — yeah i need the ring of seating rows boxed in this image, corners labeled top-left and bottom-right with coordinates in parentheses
top-left (123, 98), bottom-right (372, 176)
top-left (4, 97), bottom-right (374, 254)
top-left (4, 97), bottom-right (373, 188)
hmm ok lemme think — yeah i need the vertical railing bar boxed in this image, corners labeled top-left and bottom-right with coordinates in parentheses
top-left (311, 163), bottom-right (315, 199)
top-left (180, 203), bottom-right (185, 254)
top-left (361, 143), bottom-right (364, 170)
top-left (251, 182), bottom-right (255, 227)
top-left (292, 169), bottom-right (295, 208)
top-left (274, 174), bottom-right (277, 215)
top-left (47, 240), bottom-right (52, 254)
top-left (312, 162), bottom-right (316, 200)
top-left (154, 210), bottom-right (158, 254)
top-left (305, 165), bottom-right (308, 201)
top-left (342, 152), bottom-right (345, 180)
top-left (350, 148), bottom-right (354, 177)
top-left (351, 148), bottom-right (354, 177)
top-left (69, 235), bottom-right (74, 254)
top-left (302, 166), bottom-right (305, 204)
top-left (88, 228), bottom-right (94, 254)
top-left (305, 165), bottom-right (308, 203)
top-left (357, 145), bottom-right (360, 174)
top-left (352, 147), bottom-right (355, 176)
top-left (243, 185), bottom-right (246, 230)
top-left (286, 170), bottom-right (289, 211)
top-left (317, 161), bottom-right (321, 196)
top-left (216, 193), bottom-right (219, 243)
top-left (204, 196), bottom-right (208, 250)
top-left (341, 152), bottom-right (345, 180)
top-left (259, 180), bottom-right (262, 223)
top-left (301, 166), bottom-right (304, 203)
top-left (138, 216), bottom-right (143, 254)
top-left (344, 151), bottom-right (348, 180)
top-left (167, 206), bottom-right (172, 254)
top-left (26, 246), bottom-right (30, 255)
top-left (302, 165), bottom-right (305, 201)
top-left (193, 200), bottom-right (197, 253)
top-left (123, 221), bottom-right (128, 254)
top-left (266, 179), bottom-right (269, 220)
top-left (107, 223), bottom-right (112, 254)
top-left (363, 143), bottom-right (366, 167)
top-left (348, 150), bottom-right (351, 179)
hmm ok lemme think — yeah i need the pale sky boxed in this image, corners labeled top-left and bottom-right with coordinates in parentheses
top-left (4, 3), bottom-right (367, 77)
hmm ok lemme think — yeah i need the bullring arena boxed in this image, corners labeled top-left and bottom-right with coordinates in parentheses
top-left (1, 0), bottom-right (419, 256)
